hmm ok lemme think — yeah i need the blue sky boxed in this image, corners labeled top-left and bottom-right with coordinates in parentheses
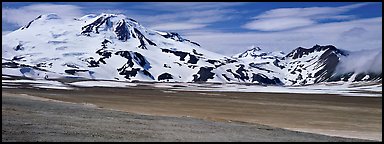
top-left (2, 2), bottom-right (382, 55)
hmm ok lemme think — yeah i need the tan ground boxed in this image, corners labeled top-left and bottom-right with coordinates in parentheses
top-left (2, 86), bottom-right (382, 141)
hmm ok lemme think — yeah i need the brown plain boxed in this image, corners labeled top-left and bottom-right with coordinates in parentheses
top-left (3, 85), bottom-right (382, 140)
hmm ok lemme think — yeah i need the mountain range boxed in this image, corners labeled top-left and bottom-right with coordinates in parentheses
top-left (2, 13), bottom-right (382, 86)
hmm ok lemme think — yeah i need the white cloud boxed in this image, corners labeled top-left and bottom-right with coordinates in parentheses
top-left (1, 2), bottom-right (240, 33)
top-left (150, 23), bottom-right (207, 31)
top-left (243, 3), bottom-right (372, 31)
top-left (128, 3), bottom-right (242, 31)
top-left (340, 27), bottom-right (367, 38)
top-left (243, 17), bottom-right (315, 31)
top-left (133, 9), bottom-right (235, 23)
top-left (135, 2), bottom-right (246, 11)
top-left (2, 4), bottom-right (84, 27)
top-left (254, 3), bottom-right (369, 19)
top-left (94, 9), bottom-right (128, 15)
top-left (185, 17), bottom-right (382, 56)
top-left (336, 49), bottom-right (382, 74)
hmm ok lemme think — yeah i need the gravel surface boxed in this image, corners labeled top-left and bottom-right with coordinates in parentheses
top-left (2, 93), bottom-right (372, 142)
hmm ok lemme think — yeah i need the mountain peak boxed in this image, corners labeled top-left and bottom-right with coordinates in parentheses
top-left (42, 13), bottom-right (61, 20)
top-left (80, 13), bottom-right (141, 36)
top-left (95, 13), bottom-right (138, 23)
top-left (248, 45), bottom-right (261, 51)
top-left (235, 45), bottom-right (266, 58)
top-left (286, 44), bottom-right (347, 59)
top-left (20, 13), bottom-right (61, 30)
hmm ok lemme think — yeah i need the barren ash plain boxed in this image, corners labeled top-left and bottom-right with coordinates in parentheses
top-left (2, 75), bottom-right (382, 142)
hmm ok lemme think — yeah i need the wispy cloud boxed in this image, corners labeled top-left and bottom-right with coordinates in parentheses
top-left (243, 3), bottom-right (372, 31)
top-left (243, 17), bottom-right (315, 31)
top-left (186, 17), bottom-right (382, 55)
top-left (129, 3), bottom-right (244, 31)
top-left (2, 3), bottom-right (84, 27)
top-left (336, 48), bottom-right (382, 74)
top-left (134, 2), bottom-right (246, 11)
top-left (1, 2), bottom-right (242, 32)
top-left (150, 23), bottom-right (207, 31)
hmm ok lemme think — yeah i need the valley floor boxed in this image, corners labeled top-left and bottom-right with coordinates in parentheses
top-left (2, 86), bottom-right (382, 142)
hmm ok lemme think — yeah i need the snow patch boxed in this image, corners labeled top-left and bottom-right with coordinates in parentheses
top-left (68, 80), bottom-right (137, 87)
top-left (170, 82), bottom-right (382, 97)
top-left (33, 84), bottom-right (74, 90)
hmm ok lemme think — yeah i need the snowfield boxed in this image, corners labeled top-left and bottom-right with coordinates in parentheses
top-left (68, 80), bottom-right (137, 87)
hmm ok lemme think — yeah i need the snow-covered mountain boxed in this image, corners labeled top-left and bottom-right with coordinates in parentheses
top-left (2, 13), bottom-right (382, 85)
